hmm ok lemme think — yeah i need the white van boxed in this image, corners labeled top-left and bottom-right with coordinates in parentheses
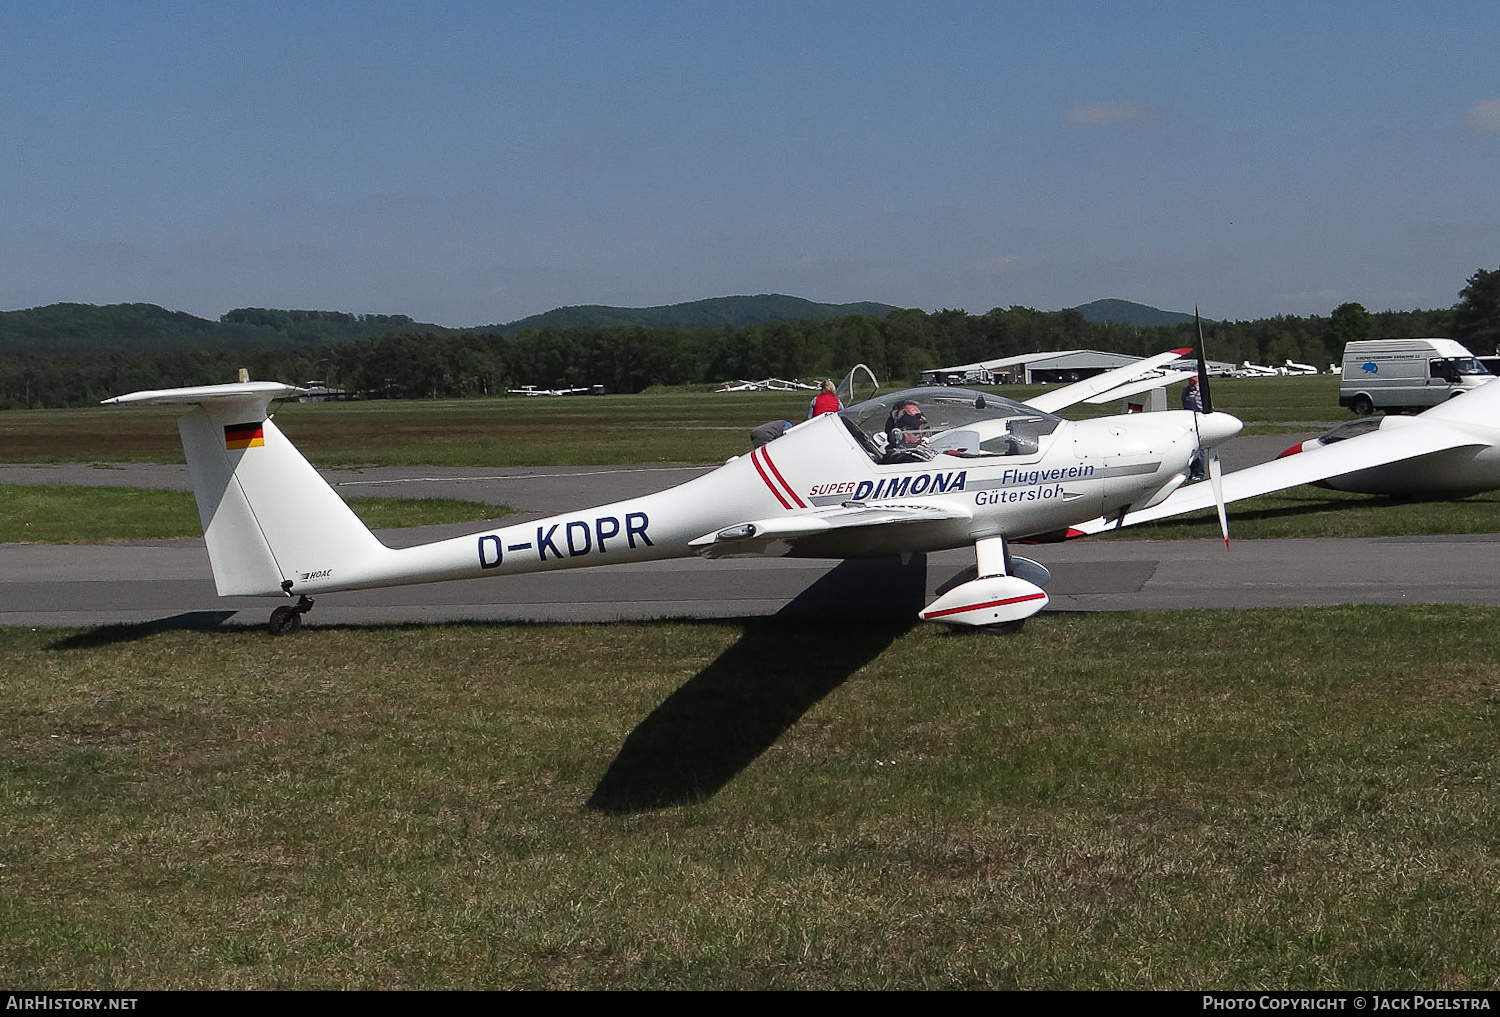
top-left (1339, 338), bottom-right (1493, 415)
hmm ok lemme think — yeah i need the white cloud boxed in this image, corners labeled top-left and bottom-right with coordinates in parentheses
top-left (1466, 98), bottom-right (1500, 133)
top-left (1064, 102), bottom-right (1155, 127)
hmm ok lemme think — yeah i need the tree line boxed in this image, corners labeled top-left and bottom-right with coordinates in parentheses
top-left (4, 268), bottom-right (1498, 410)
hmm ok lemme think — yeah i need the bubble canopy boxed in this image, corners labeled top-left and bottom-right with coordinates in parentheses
top-left (839, 387), bottom-right (1064, 464)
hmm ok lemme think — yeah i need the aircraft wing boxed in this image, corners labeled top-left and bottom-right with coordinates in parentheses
top-left (688, 501), bottom-right (973, 558)
top-left (1082, 369), bottom-right (1197, 405)
top-left (1072, 418), bottom-right (1486, 534)
top-left (929, 350), bottom-right (1085, 375)
top-left (1023, 349), bottom-right (1191, 413)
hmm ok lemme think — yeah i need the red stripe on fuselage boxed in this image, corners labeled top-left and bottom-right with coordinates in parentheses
top-left (758, 446), bottom-right (806, 508)
top-left (751, 447), bottom-right (793, 509)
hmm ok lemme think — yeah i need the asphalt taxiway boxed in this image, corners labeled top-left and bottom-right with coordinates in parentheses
top-left (4, 437), bottom-right (1498, 629)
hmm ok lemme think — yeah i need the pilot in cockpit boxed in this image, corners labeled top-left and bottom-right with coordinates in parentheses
top-left (882, 400), bottom-right (932, 463)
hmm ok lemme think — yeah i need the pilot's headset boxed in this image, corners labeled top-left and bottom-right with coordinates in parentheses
top-left (895, 405), bottom-right (926, 443)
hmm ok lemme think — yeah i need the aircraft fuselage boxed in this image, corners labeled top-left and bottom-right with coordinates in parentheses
top-left (292, 407), bottom-right (1226, 596)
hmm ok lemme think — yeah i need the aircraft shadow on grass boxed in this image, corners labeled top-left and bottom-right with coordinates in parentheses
top-left (47, 611), bottom-right (240, 650)
top-left (586, 554), bottom-right (935, 814)
top-left (42, 557), bottom-right (956, 812)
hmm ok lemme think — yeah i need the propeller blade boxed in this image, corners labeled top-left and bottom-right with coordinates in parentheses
top-left (1194, 306), bottom-right (1215, 415)
top-left (1208, 453), bottom-right (1229, 549)
top-left (1190, 305), bottom-right (1230, 547)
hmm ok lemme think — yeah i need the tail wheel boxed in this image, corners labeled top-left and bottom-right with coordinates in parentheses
top-left (267, 595), bottom-right (315, 636)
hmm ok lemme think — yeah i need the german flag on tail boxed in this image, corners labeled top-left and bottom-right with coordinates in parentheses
top-left (224, 422), bottom-right (265, 450)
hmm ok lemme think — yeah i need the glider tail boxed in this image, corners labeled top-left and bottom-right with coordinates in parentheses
top-left (105, 383), bottom-right (391, 597)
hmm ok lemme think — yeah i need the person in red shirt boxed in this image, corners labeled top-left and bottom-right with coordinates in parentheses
top-left (808, 379), bottom-right (842, 417)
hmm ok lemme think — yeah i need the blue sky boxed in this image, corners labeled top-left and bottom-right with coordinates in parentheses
top-left (2, 2), bottom-right (1497, 325)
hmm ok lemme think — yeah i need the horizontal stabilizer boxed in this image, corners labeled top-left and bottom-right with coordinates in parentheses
top-left (103, 382), bottom-right (306, 406)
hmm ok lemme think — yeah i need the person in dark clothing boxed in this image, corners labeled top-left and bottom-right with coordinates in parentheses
top-left (1182, 376), bottom-right (1204, 412)
top-left (750, 419), bottom-right (793, 448)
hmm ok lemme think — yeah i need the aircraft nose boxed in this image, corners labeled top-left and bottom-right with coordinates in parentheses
top-left (1196, 411), bottom-right (1243, 448)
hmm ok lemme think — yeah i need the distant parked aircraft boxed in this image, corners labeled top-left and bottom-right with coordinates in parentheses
top-left (507, 385), bottom-right (602, 397)
top-left (717, 378), bottom-right (818, 392)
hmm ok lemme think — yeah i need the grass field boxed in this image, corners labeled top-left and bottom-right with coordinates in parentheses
top-left (0, 390), bottom-right (816, 466)
top-left (0, 484), bottom-right (506, 543)
top-left (3, 608), bottom-right (1498, 989)
top-left (0, 376), bottom-right (1346, 467)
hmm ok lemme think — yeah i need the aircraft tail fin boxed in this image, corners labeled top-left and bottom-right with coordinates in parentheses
top-left (105, 383), bottom-right (391, 596)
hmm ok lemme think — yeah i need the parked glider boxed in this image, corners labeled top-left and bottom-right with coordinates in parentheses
top-left (105, 350), bottom-right (1235, 633)
top-left (506, 385), bottom-right (599, 397)
top-left (1071, 372), bottom-right (1500, 535)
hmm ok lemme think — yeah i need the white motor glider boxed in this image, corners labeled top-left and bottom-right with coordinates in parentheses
top-left (106, 350), bottom-right (1239, 634)
top-left (1071, 368), bottom-right (1500, 535)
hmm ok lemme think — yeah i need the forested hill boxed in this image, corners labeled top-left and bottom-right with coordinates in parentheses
top-left (0, 303), bottom-right (237, 353)
top-left (493, 294), bottom-right (900, 334)
top-left (2, 295), bottom-right (1175, 352)
top-left (1074, 299), bottom-right (1195, 327)
top-left (1, 284), bottom-right (1487, 409)
top-left (0, 303), bottom-right (448, 353)
top-left (0, 296), bottom-right (897, 352)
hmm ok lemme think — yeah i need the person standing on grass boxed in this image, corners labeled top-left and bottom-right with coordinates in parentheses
top-left (1182, 375), bottom-right (1203, 412)
top-left (1182, 376), bottom-right (1208, 478)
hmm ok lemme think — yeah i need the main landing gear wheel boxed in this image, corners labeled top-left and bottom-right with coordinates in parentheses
top-left (267, 595), bottom-right (315, 636)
